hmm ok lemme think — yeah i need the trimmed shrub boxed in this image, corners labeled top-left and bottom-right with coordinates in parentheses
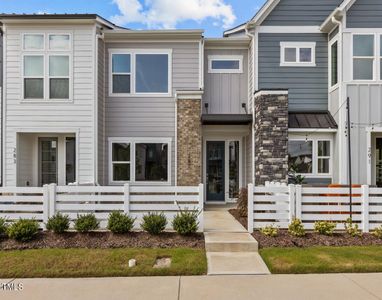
top-left (46, 213), bottom-right (70, 234)
top-left (236, 188), bottom-right (248, 217)
top-left (172, 209), bottom-right (199, 235)
top-left (7, 219), bottom-right (39, 242)
top-left (141, 212), bottom-right (167, 235)
top-left (260, 224), bottom-right (279, 237)
top-left (0, 217), bottom-right (8, 236)
top-left (372, 226), bottom-right (382, 239)
top-left (107, 211), bottom-right (135, 234)
top-left (314, 221), bottom-right (336, 236)
top-left (74, 214), bottom-right (99, 233)
top-left (344, 218), bottom-right (362, 237)
top-left (288, 218), bottom-right (306, 237)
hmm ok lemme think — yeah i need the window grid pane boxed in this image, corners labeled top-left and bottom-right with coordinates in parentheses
top-left (112, 54), bottom-right (131, 73)
top-left (112, 143), bottom-right (130, 162)
top-left (49, 34), bottom-right (70, 50)
top-left (113, 163), bottom-right (130, 181)
top-left (24, 34), bottom-right (44, 50)
top-left (50, 79), bottom-right (69, 99)
top-left (49, 56), bottom-right (69, 76)
top-left (331, 42), bottom-right (338, 86)
top-left (135, 143), bottom-right (168, 181)
top-left (353, 35), bottom-right (374, 56)
top-left (299, 48), bottom-right (312, 62)
top-left (288, 141), bottom-right (313, 174)
top-left (353, 58), bottom-right (374, 80)
top-left (24, 56), bottom-right (44, 77)
top-left (24, 78), bottom-right (43, 99)
top-left (135, 54), bottom-right (168, 93)
top-left (211, 60), bottom-right (240, 70)
top-left (284, 48), bottom-right (297, 62)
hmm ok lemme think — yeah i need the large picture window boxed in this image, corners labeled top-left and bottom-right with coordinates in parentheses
top-left (109, 50), bottom-right (171, 96)
top-left (288, 138), bottom-right (331, 176)
top-left (109, 138), bottom-right (171, 184)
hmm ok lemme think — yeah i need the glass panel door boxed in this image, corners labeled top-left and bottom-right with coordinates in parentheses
top-left (39, 138), bottom-right (58, 186)
top-left (66, 137), bottom-right (76, 184)
top-left (206, 141), bottom-right (225, 201)
top-left (376, 138), bottom-right (382, 187)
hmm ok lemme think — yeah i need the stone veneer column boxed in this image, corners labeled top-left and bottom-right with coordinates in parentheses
top-left (254, 91), bottom-right (289, 185)
top-left (177, 98), bottom-right (202, 186)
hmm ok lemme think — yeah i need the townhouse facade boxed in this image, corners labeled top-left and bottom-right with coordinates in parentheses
top-left (0, 0), bottom-right (381, 203)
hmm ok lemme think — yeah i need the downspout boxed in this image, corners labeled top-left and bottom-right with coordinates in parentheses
top-left (244, 22), bottom-right (256, 185)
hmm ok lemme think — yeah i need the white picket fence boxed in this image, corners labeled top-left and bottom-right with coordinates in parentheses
top-left (0, 184), bottom-right (204, 231)
top-left (248, 184), bottom-right (382, 233)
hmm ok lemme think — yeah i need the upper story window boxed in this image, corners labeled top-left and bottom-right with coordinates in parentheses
top-left (353, 34), bottom-right (375, 80)
top-left (208, 55), bottom-right (243, 73)
top-left (22, 33), bottom-right (71, 101)
top-left (109, 50), bottom-right (171, 97)
top-left (330, 40), bottom-right (339, 87)
top-left (280, 42), bottom-right (316, 67)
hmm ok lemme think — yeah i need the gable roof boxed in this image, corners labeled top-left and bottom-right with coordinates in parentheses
top-left (320, 0), bottom-right (357, 32)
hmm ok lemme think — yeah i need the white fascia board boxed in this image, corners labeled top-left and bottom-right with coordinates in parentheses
top-left (259, 26), bottom-right (321, 34)
top-left (250, 0), bottom-right (281, 26)
top-left (254, 90), bottom-right (288, 97)
top-left (288, 129), bottom-right (338, 133)
top-left (176, 90), bottom-right (204, 100)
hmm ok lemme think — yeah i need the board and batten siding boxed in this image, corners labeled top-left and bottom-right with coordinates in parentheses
top-left (347, 0), bottom-right (382, 28)
top-left (203, 49), bottom-right (248, 114)
top-left (258, 33), bottom-right (329, 111)
top-left (3, 25), bottom-right (96, 186)
top-left (261, 0), bottom-right (343, 26)
top-left (104, 42), bottom-right (200, 185)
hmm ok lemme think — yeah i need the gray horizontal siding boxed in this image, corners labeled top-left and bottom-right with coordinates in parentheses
top-left (258, 33), bottom-right (329, 111)
top-left (347, 0), bottom-right (382, 28)
top-left (203, 49), bottom-right (248, 114)
top-left (98, 38), bottom-right (105, 185)
top-left (261, 0), bottom-right (343, 26)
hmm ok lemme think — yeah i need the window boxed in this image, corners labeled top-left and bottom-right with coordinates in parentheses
top-left (22, 33), bottom-right (71, 101)
top-left (330, 40), bottom-right (338, 87)
top-left (288, 139), bottom-right (332, 176)
top-left (24, 55), bottom-right (44, 99)
top-left (49, 56), bottom-right (69, 99)
top-left (24, 34), bottom-right (44, 50)
top-left (109, 138), bottom-right (171, 184)
top-left (280, 42), bottom-right (316, 67)
top-left (353, 35), bottom-right (374, 80)
top-left (109, 50), bottom-right (171, 96)
top-left (208, 55), bottom-right (243, 73)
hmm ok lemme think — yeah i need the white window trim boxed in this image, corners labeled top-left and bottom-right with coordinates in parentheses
top-left (280, 42), bottom-right (316, 67)
top-left (329, 37), bottom-right (339, 91)
top-left (109, 49), bottom-right (173, 97)
top-left (20, 32), bottom-right (73, 102)
top-left (207, 55), bottom-right (243, 74)
top-left (351, 33), bottom-right (377, 82)
top-left (288, 137), bottom-right (332, 178)
top-left (108, 137), bottom-right (172, 185)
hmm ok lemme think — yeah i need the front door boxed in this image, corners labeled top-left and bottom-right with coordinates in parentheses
top-left (39, 138), bottom-right (58, 186)
top-left (376, 138), bottom-right (382, 187)
top-left (206, 141), bottom-right (225, 201)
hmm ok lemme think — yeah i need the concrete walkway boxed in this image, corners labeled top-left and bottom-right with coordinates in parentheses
top-left (2, 274), bottom-right (382, 300)
top-left (204, 209), bottom-right (270, 275)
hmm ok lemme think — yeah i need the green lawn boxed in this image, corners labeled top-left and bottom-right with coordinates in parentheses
top-left (0, 248), bottom-right (207, 278)
top-left (260, 246), bottom-right (382, 274)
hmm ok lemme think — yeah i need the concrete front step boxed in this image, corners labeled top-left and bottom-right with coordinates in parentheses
top-left (207, 252), bottom-right (271, 275)
top-left (205, 232), bottom-right (258, 252)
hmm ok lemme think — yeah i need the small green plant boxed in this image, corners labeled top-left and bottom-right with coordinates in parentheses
top-left (74, 214), bottom-right (99, 233)
top-left (288, 165), bottom-right (305, 185)
top-left (372, 226), bottom-right (382, 239)
top-left (46, 213), bottom-right (70, 234)
top-left (314, 221), bottom-right (336, 236)
top-left (7, 219), bottom-right (39, 242)
top-left (344, 217), bottom-right (362, 237)
top-left (141, 212), bottom-right (167, 235)
top-left (260, 224), bottom-right (279, 237)
top-left (172, 209), bottom-right (199, 235)
top-left (288, 218), bottom-right (306, 237)
top-left (0, 217), bottom-right (8, 236)
top-left (107, 211), bottom-right (135, 234)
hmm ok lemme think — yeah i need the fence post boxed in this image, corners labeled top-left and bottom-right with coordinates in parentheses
top-left (362, 185), bottom-right (369, 233)
top-left (295, 185), bottom-right (302, 220)
top-left (42, 184), bottom-right (49, 229)
top-left (288, 184), bottom-right (296, 222)
top-left (198, 183), bottom-right (204, 232)
top-left (123, 183), bottom-right (130, 215)
top-left (247, 183), bottom-right (254, 233)
top-left (48, 183), bottom-right (57, 218)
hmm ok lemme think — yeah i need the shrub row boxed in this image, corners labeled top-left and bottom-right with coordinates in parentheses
top-left (0, 209), bottom-right (200, 242)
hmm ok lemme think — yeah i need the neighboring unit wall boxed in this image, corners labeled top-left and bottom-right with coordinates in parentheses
top-left (347, 0), bottom-right (382, 28)
top-left (203, 49), bottom-right (248, 114)
top-left (104, 42), bottom-right (200, 185)
top-left (258, 33), bottom-right (329, 111)
top-left (3, 25), bottom-right (97, 186)
top-left (97, 37), bottom-right (106, 185)
top-left (261, 0), bottom-right (343, 26)
top-left (0, 34), bottom-right (3, 185)
top-left (245, 129), bottom-right (253, 184)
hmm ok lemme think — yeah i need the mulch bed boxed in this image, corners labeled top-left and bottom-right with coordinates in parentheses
top-left (0, 232), bottom-right (205, 251)
top-left (228, 208), bottom-right (382, 249)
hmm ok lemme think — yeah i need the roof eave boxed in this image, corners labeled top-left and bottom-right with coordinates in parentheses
top-left (103, 29), bottom-right (204, 40)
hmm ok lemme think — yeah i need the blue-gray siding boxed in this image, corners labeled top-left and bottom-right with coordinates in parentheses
top-left (258, 33), bottom-right (329, 111)
top-left (261, 0), bottom-right (343, 26)
top-left (347, 0), bottom-right (382, 28)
